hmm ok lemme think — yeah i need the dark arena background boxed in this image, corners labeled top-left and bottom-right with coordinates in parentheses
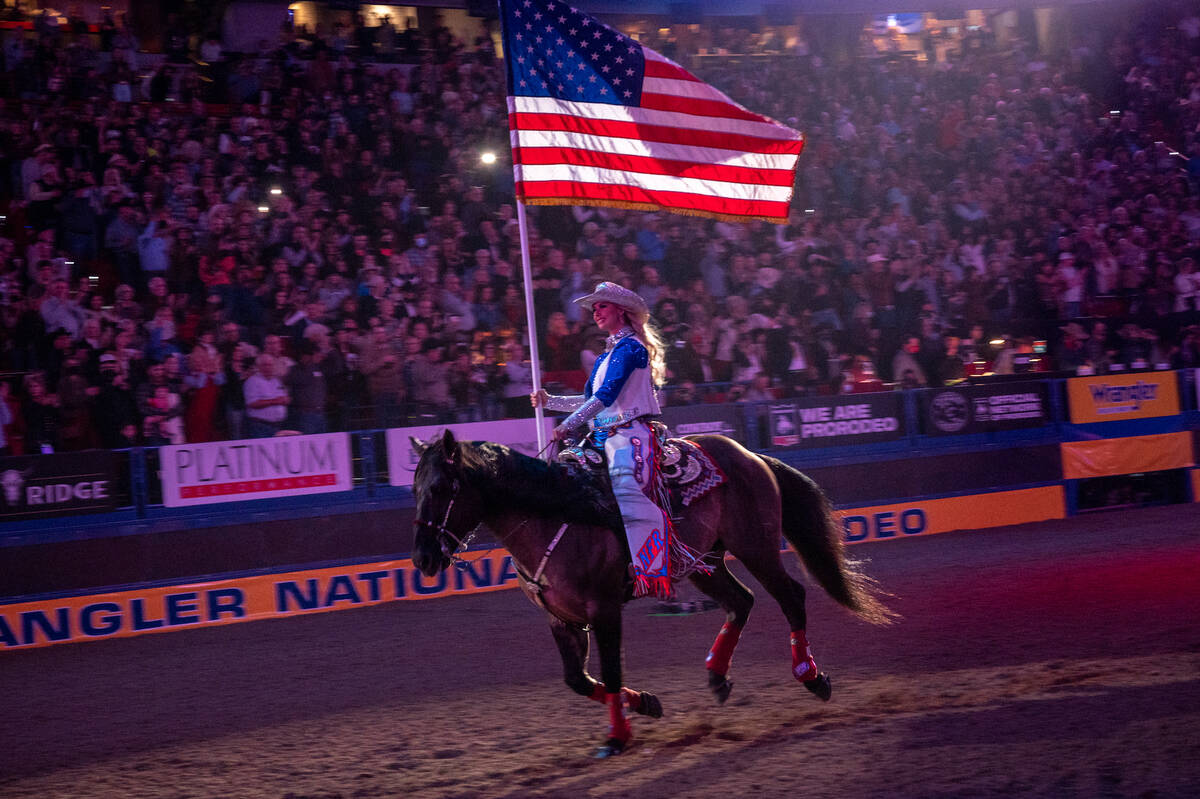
top-left (3, 0), bottom-right (1200, 796)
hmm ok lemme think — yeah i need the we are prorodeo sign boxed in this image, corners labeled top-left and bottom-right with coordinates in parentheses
top-left (768, 393), bottom-right (904, 448)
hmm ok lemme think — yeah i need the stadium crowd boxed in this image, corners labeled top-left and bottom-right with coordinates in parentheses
top-left (1, 4), bottom-right (1200, 453)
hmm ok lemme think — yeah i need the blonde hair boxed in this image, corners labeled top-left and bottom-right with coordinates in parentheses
top-left (628, 313), bottom-right (667, 387)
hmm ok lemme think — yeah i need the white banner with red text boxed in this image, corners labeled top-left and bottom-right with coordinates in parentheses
top-left (159, 433), bottom-right (354, 507)
top-left (386, 418), bottom-right (555, 487)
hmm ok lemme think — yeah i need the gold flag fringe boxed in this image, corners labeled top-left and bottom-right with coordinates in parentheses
top-left (519, 196), bottom-right (791, 225)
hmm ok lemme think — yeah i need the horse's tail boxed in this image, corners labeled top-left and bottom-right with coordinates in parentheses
top-left (759, 454), bottom-right (896, 625)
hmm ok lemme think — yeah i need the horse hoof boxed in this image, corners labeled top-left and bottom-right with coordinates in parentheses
top-left (594, 738), bottom-right (627, 759)
top-left (708, 671), bottom-right (734, 704)
top-left (637, 691), bottom-right (664, 718)
top-left (803, 672), bottom-right (832, 702)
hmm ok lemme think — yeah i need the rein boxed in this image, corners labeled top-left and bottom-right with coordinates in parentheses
top-left (526, 522), bottom-right (570, 595)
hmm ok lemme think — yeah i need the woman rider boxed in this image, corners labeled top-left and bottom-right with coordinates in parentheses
top-left (531, 281), bottom-right (676, 599)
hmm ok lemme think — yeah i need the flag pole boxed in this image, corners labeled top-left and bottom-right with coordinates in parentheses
top-left (516, 199), bottom-right (548, 453)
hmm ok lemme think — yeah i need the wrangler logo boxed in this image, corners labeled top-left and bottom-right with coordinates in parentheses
top-left (1088, 381), bottom-right (1158, 410)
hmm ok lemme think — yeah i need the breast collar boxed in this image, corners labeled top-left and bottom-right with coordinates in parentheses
top-left (605, 326), bottom-right (635, 351)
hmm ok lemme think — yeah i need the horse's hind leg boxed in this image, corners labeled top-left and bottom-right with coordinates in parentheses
top-left (688, 559), bottom-right (754, 704)
top-left (548, 616), bottom-right (662, 724)
top-left (742, 557), bottom-right (833, 701)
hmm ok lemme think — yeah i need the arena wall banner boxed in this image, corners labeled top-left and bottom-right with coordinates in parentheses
top-left (837, 485), bottom-right (1065, 544)
top-left (768, 393), bottom-right (904, 449)
top-left (1066, 371), bottom-right (1180, 424)
top-left (0, 549), bottom-right (521, 652)
top-left (159, 433), bottom-right (353, 507)
top-left (386, 418), bottom-right (554, 487)
top-left (1060, 431), bottom-right (1193, 480)
top-left (921, 383), bottom-right (1050, 436)
top-left (0, 452), bottom-right (123, 521)
top-left (660, 403), bottom-right (744, 442)
top-left (0, 482), bottom-right (1067, 651)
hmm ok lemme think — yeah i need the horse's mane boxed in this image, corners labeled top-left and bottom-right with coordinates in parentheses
top-left (435, 438), bottom-right (622, 529)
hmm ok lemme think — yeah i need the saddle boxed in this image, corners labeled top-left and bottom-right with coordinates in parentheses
top-left (557, 421), bottom-right (725, 519)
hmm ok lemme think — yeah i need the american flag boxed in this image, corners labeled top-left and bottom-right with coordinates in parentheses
top-left (500, 0), bottom-right (804, 223)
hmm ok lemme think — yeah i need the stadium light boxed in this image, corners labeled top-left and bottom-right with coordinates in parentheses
top-left (269, 187), bottom-right (283, 195)
top-left (257, 205), bottom-right (269, 213)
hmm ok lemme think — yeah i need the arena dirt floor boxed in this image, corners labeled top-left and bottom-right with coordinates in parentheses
top-left (2, 504), bottom-right (1199, 799)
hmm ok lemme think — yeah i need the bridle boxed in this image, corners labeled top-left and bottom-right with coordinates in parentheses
top-left (413, 463), bottom-right (571, 608)
top-left (414, 478), bottom-right (477, 562)
top-left (414, 472), bottom-right (540, 570)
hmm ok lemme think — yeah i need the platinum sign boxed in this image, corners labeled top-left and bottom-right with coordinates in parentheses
top-left (160, 433), bottom-right (353, 507)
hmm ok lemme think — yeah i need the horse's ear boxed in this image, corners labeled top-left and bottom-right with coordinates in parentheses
top-left (441, 428), bottom-right (459, 464)
top-left (410, 436), bottom-right (428, 455)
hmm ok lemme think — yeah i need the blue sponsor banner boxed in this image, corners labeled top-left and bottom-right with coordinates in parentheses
top-left (661, 403), bottom-right (744, 442)
top-left (0, 451), bottom-right (124, 521)
top-left (921, 383), bottom-right (1050, 436)
top-left (768, 393), bottom-right (905, 449)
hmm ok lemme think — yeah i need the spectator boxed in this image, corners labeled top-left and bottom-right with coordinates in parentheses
top-left (739, 372), bottom-right (775, 403)
top-left (1055, 253), bottom-right (1085, 319)
top-left (287, 338), bottom-right (329, 434)
top-left (362, 326), bottom-right (405, 428)
top-left (183, 345), bottom-right (225, 442)
top-left (40, 279), bottom-right (86, 339)
top-left (932, 335), bottom-right (967, 386)
top-left (242, 353), bottom-right (290, 438)
top-left (891, 336), bottom-right (928, 388)
top-left (408, 339), bottom-right (451, 423)
top-left (0, 382), bottom-right (14, 455)
top-left (501, 341), bottom-right (534, 418)
top-left (21, 373), bottom-right (60, 454)
top-left (93, 354), bottom-right (139, 448)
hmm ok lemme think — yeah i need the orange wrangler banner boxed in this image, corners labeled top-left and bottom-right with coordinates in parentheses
top-left (1061, 432), bottom-right (1194, 480)
top-left (0, 551), bottom-right (522, 652)
top-left (1066, 372), bottom-right (1180, 424)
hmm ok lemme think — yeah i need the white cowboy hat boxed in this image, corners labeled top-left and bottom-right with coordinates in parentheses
top-left (572, 281), bottom-right (649, 320)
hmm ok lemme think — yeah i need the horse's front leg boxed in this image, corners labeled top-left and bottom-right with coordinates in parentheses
top-left (549, 616), bottom-right (662, 718)
top-left (591, 606), bottom-right (631, 757)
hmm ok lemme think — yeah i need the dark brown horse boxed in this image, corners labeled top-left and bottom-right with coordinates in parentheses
top-left (411, 429), bottom-right (891, 757)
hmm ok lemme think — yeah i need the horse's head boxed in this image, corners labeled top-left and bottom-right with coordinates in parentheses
top-left (411, 429), bottom-right (483, 577)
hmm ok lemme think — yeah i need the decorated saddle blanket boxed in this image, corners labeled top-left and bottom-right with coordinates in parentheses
top-left (557, 424), bottom-right (726, 520)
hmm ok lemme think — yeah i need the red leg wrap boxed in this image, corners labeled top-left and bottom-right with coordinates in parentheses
top-left (607, 692), bottom-right (632, 743)
top-left (790, 629), bottom-right (819, 682)
top-left (591, 682), bottom-right (641, 713)
top-left (706, 621), bottom-right (744, 676)
top-left (620, 686), bottom-right (643, 713)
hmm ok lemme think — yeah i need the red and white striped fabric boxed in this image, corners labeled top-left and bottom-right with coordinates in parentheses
top-left (502, 0), bottom-right (803, 223)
